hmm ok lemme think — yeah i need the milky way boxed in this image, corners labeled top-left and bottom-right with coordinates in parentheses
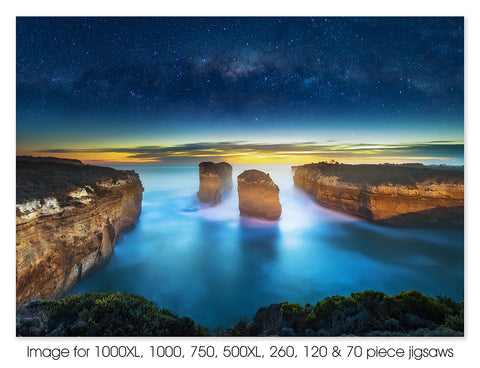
top-left (16, 17), bottom-right (464, 165)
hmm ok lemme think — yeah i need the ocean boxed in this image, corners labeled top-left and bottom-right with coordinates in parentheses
top-left (69, 165), bottom-right (464, 330)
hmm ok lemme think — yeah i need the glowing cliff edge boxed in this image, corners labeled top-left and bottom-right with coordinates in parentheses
top-left (16, 157), bottom-right (144, 305)
top-left (293, 162), bottom-right (464, 226)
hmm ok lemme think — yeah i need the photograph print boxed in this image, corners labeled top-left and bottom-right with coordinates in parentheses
top-left (16, 16), bottom-right (464, 337)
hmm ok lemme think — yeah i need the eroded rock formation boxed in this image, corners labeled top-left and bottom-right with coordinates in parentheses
top-left (293, 162), bottom-right (464, 226)
top-left (16, 157), bottom-right (143, 305)
top-left (197, 161), bottom-right (233, 204)
top-left (237, 169), bottom-right (282, 220)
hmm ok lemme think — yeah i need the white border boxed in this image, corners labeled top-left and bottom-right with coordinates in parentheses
top-left (3, 2), bottom-right (477, 367)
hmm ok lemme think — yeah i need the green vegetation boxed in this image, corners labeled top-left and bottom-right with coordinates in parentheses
top-left (17, 292), bottom-right (209, 336)
top-left (16, 156), bottom-right (138, 205)
top-left (16, 290), bottom-right (463, 337)
top-left (225, 290), bottom-right (464, 337)
top-left (297, 162), bottom-right (464, 187)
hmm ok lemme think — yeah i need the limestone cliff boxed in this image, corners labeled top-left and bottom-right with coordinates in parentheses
top-left (237, 169), bottom-right (282, 220)
top-left (16, 157), bottom-right (144, 305)
top-left (197, 162), bottom-right (233, 204)
top-left (293, 162), bottom-right (464, 226)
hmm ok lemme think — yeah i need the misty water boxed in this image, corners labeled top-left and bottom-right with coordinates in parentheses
top-left (69, 165), bottom-right (464, 329)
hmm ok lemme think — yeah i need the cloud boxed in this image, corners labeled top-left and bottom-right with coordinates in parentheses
top-left (38, 141), bottom-right (464, 164)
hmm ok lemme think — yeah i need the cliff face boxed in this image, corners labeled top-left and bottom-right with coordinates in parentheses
top-left (237, 169), bottom-right (282, 220)
top-left (16, 158), bottom-right (143, 305)
top-left (197, 162), bottom-right (233, 204)
top-left (293, 163), bottom-right (464, 226)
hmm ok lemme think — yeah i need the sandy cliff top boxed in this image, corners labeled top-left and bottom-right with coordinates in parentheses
top-left (295, 162), bottom-right (464, 187)
top-left (17, 156), bottom-right (140, 205)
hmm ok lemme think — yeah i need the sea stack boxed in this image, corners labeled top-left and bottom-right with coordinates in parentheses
top-left (237, 169), bottom-right (282, 220)
top-left (197, 162), bottom-right (233, 205)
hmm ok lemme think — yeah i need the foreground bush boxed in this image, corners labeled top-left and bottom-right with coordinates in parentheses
top-left (226, 290), bottom-right (463, 337)
top-left (16, 292), bottom-right (210, 336)
top-left (17, 290), bottom-right (463, 337)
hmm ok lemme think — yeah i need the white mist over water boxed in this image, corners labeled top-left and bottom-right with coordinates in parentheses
top-left (69, 165), bottom-right (464, 329)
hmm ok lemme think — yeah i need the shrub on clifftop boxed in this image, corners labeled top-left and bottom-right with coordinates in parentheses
top-left (17, 292), bottom-right (210, 336)
top-left (226, 290), bottom-right (463, 337)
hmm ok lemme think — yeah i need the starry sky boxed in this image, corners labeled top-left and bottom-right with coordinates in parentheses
top-left (16, 17), bottom-right (464, 165)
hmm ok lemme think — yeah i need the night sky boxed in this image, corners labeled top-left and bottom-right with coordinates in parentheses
top-left (16, 17), bottom-right (464, 165)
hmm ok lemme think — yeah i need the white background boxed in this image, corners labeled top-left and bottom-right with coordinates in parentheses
top-left (2, 1), bottom-right (477, 367)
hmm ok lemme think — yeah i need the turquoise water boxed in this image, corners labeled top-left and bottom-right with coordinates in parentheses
top-left (69, 165), bottom-right (464, 329)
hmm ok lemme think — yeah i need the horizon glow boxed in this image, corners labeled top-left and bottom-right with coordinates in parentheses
top-left (16, 17), bottom-right (464, 166)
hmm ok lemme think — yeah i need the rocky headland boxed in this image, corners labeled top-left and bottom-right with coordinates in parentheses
top-left (16, 156), bottom-right (144, 305)
top-left (237, 169), bottom-right (282, 220)
top-left (197, 161), bottom-right (233, 204)
top-left (293, 162), bottom-right (464, 226)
